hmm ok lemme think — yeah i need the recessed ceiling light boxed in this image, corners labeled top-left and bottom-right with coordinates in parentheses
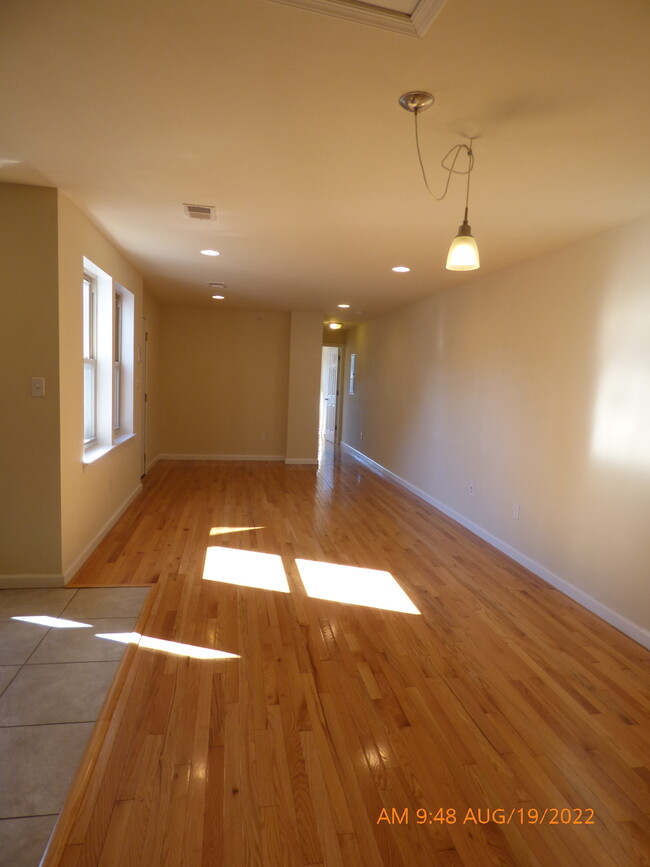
top-left (211, 294), bottom-right (225, 300)
top-left (329, 322), bottom-right (342, 330)
top-left (201, 249), bottom-right (220, 256)
top-left (338, 303), bottom-right (350, 308)
top-left (392, 266), bottom-right (410, 272)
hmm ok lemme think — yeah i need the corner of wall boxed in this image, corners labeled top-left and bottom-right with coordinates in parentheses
top-left (286, 312), bottom-right (323, 462)
top-left (0, 183), bottom-right (63, 582)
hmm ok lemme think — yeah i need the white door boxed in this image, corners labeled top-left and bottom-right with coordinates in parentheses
top-left (142, 318), bottom-right (148, 475)
top-left (324, 347), bottom-right (339, 443)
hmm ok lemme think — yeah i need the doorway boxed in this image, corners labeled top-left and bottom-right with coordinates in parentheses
top-left (320, 346), bottom-right (340, 443)
top-left (142, 316), bottom-right (148, 476)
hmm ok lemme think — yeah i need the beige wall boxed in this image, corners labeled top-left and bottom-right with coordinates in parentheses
top-left (0, 184), bottom-right (145, 584)
top-left (9, 177), bottom-right (644, 635)
top-left (152, 307), bottom-right (323, 463)
top-left (342, 216), bottom-right (650, 644)
top-left (57, 192), bottom-right (144, 579)
top-left (143, 290), bottom-right (163, 470)
top-left (322, 326), bottom-right (347, 346)
top-left (158, 306), bottom-right (291, 458)
top-left (286, 312), bottom-right (323, 463)
top-left (0, 184), bottom-right (62, 579)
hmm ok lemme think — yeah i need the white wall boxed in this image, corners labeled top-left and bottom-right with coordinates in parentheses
top-left (342, 216), bottom-right (650, 645)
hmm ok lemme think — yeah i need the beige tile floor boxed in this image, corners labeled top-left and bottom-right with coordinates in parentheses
top-left (0, 586), bottom-right (149, 867)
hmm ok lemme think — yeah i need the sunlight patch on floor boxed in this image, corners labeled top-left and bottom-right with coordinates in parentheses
top-left (209, 526), bottom-right (264, 536)
top-left (202, 546), bottom-right (290, 592)
top-left (295, 559), bottom-right (420, 614)
top-left (95, 632), bottom-right (240, 660)
top-left (12, 615), bottom-right (92, 629)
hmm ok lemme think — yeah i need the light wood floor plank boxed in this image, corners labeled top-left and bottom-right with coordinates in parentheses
top-left (41, 450), bottom-right (650, 866)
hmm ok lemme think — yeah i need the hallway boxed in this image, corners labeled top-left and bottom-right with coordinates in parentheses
top-left (43, 449), bottom-right (650, 865)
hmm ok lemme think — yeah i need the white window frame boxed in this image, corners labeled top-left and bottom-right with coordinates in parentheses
top-left (83, 274), bottom-right (97, 447)
top-left (113, 291), bottom-right (123, 433)
top-left (82, 258), bottom-right (136, 464)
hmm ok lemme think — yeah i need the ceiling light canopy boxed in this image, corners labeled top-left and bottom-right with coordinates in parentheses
top-left (328, 322), bottom-right (342, 330)
top-left (201, 249), bottom-right (220, 257)
top-left (392, 266), bottom-right (410, 272)
top-left (400, 91), bottom-right (480, 272)
top-left (338, 303), bottom-right (350, 308)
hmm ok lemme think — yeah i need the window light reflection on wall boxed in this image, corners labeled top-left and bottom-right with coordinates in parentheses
top-left (590, 288), bottom-right (650, 469)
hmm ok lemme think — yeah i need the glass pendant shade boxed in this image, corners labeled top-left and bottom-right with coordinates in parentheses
top-left (446, 220), bottom-right (480, 271)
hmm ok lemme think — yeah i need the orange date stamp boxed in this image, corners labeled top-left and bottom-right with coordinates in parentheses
top-left (376, 807), bottom-right (595, 826)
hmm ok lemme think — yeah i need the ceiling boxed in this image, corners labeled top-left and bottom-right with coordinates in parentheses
top-left (1, 0), bottom-right (649, 325)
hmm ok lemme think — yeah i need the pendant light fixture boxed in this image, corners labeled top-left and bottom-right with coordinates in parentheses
top-left (399, 91), bottom-right (480, 271)
top-left (445, 149), bottom-right (479, 271)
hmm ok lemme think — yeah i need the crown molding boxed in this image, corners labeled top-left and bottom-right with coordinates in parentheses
top-left (267, 0), bottom-right (448, 38)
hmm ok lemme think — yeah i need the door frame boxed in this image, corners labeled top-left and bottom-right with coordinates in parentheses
top-left (321, 344), bottom-right (343, 445)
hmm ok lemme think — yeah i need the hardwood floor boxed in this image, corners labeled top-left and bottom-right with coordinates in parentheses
top-left (43, 449), bottom-right (650, 866)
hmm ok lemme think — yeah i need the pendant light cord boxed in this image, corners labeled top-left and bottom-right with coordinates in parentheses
top-left (414, 109), bottom-right (475, 202)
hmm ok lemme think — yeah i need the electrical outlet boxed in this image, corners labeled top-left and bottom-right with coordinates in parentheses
top-left (513, 504), bottom-right (520, 520)
top-left (360, 431), bottom-right (364, 440)
top-left (468, 483), bottom-right (475, 496)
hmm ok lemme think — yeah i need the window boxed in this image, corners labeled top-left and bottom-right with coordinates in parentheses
top-left (83, 274), bottom-right (97, 445)
top-left (82, 258), bottom-right (135, 461)
top-left (113, 291), bottom-right (122, 432)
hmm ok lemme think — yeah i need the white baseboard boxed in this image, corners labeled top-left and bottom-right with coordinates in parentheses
top-left (62, 483), bottom-right (143, 583)
top-left (284, 458), bottom-right (318, 465)
top-left (158, 453), bottom-right (285, 462)
top-left (0, 574), bottom-right (65, 589)
top-left (145, 454), bottom-right (160, 473)
top-left (341, 442), bottom-right (650, 650)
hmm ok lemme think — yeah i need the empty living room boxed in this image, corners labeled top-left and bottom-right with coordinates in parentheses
top-left (1, 1), bottom-right (649, 865)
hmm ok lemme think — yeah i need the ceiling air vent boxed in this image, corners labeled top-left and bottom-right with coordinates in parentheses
top-left (208, 282), bottom-right (227, 289)
top-left (183, 203), bottom-right (216, 220)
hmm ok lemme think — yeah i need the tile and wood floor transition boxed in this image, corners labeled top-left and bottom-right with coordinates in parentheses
top-left (16, 447), bottom-right (650, 865)
top-left (0, 586), bottom-right (149, 867)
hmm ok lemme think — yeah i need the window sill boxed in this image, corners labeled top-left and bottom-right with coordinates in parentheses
top-left (83, 433), bottom-right (136, 466)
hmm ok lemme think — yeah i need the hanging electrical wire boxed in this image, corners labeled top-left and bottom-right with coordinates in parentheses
top-left (413, 108), bottom-right (475, 202)
top-left (399, 89), bottom-right (481, 270)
